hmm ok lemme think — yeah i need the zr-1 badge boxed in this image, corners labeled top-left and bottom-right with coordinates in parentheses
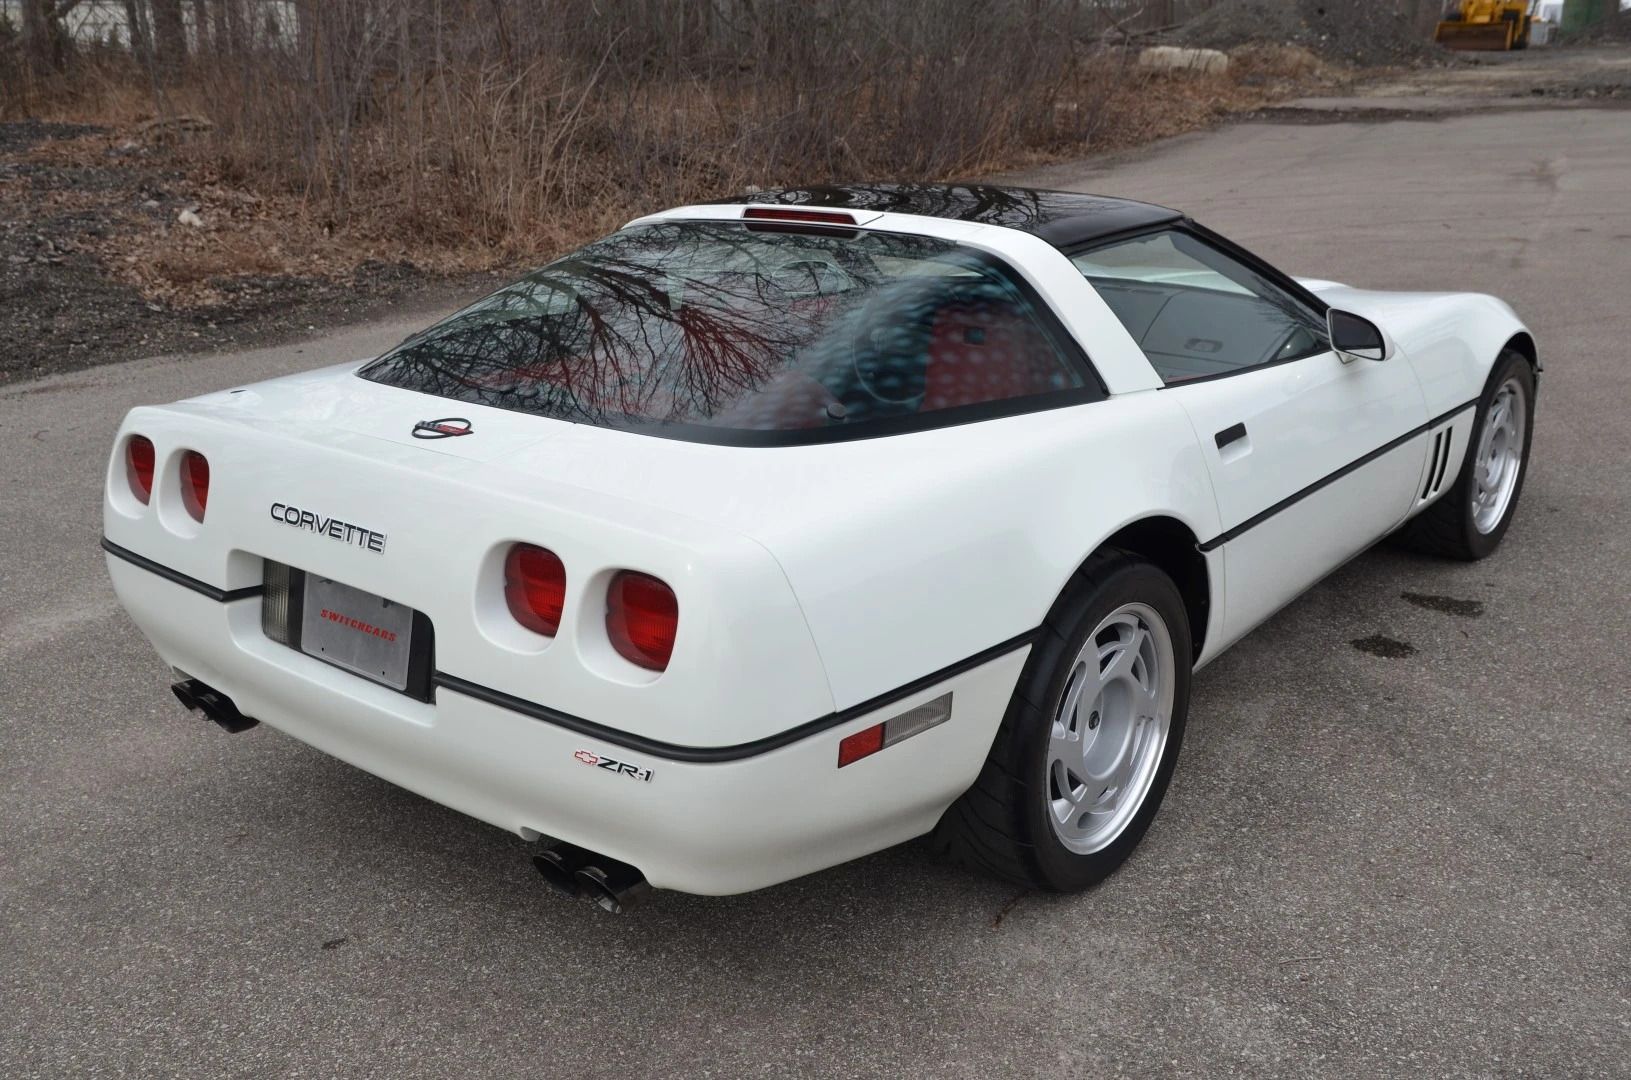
top-left (574, 749), bottom-right (653, 783)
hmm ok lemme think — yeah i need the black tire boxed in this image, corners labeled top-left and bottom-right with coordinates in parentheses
top-left (929, 549), bottom-right (1192, 892)
top-left (1395, 349), bottom-right (1535, 561)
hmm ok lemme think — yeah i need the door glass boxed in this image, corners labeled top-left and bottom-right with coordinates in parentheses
top-left (1072, 231), bottom-right (1327, 384)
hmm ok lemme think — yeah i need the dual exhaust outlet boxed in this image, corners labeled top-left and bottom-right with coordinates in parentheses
top-left (172, 678), bottom-right (259, 733)
top-left (172, 678), bottom-right (650, 911)
top-left (533, 842), bottom-right (651, 913)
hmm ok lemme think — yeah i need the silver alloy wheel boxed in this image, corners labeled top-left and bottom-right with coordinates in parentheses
top-left (1471, 375), bottom-right (1527, 535)
top-left (1045, 602), bottom-right (1175, 855)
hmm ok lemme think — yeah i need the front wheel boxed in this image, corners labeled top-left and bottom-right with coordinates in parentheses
top-left (930, 550), bottom-right (1191, 891)
top-left (1397, 349), bottom-right (1535, 561)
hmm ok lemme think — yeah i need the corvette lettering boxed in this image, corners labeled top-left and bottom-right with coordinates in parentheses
top-left (573, 749), bottom-right (654, 783)
top-left (269, 502), bottom-right (387, 552)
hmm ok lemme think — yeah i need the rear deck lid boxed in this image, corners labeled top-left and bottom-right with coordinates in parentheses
top-left (181, 360), bottom-right (563, 463)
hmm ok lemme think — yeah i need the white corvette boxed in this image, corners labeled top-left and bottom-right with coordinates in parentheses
top-left (103, 185), bottom-right (1537, 909)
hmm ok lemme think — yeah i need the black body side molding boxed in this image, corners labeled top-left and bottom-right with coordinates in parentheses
top-left (1197, 399), bottom-right (1478, 553)
top-left (101, 531), bottom-right (1038, 764)
top-left (434, 629), bottom-right (1039, 763)
top-left (101, 538), bottom-right (263, 603)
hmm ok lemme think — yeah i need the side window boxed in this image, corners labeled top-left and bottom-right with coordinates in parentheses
top-left (1071, 231), bottom-right (1327, 384)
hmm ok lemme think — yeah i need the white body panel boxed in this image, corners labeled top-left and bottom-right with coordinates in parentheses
top-left (101, 204), bottom-right (1534, 894)
top-left (1168, 345), bottom-right (1428, 650)
top-left (1310, 284), bottom-right (1529, 419)
top-left (105, 386), bottom-right (837, 749)
top-left (519, 391), bottom-right (1219, 707)
top-left (107, 556), bottom-right (1028, 894)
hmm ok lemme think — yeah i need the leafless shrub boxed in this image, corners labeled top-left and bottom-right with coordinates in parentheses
top-left (182, 1), bottom-right (1165, 255)
top-left (9, 2), bottom-right (1320, 289)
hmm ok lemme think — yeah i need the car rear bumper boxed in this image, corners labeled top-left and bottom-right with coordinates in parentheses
top-left (107, 552), bottom-right (1028, 895)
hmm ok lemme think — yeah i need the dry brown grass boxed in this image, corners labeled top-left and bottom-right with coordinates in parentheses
top-left (6, 2), bottom-right (1338, 308)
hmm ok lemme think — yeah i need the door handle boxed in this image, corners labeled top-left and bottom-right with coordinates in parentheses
top-left (1215, 423), bottom-right (1248, 450)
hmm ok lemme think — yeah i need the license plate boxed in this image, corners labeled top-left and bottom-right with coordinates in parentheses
top-left (300, 575), bottom-right (415, 691)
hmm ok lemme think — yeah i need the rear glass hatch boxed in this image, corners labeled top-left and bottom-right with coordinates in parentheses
top-left (359, 221), bottom-right (1103, 445)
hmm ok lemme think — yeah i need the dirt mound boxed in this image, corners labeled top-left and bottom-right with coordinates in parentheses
top-left (1169, 0), bottom-right (1437, 66)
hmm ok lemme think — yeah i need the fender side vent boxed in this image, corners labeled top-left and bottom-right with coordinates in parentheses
top-left (1421, 427), bottom-right (1454, 500)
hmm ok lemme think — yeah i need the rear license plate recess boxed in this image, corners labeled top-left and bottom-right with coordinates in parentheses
top-left (301, 575), bottom-right (414, 690)
top-left (261, 560), bottom-right (434, 700)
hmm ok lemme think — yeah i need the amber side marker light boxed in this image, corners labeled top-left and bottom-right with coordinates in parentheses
top-left (182, 451), bottom-right (210, 521)
top-left (127, 435), bottom-right (156, 504)
top-left (837, 693), bottom-right (954, 767)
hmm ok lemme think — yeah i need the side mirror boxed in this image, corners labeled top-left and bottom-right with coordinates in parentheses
top-left (1328, 308), bottom-right (1391, 363)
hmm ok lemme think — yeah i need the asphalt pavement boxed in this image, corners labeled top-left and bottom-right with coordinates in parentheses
top-left (3, 100), bottom-right (1628, 1078)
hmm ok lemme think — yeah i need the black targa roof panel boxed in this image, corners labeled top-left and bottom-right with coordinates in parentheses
top-left (709, 184), bottom-right (1185, 250)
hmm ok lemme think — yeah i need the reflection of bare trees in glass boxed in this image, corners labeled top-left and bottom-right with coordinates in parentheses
top-left (363, 221), bottom-right (1077, 432)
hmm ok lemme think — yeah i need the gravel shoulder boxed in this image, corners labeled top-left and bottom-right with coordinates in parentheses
top-left (1269, 41), bottom-right (1631, 116)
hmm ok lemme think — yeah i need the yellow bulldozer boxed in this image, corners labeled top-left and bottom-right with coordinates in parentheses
top-left (1434, 0), bottom-right (1534, 50)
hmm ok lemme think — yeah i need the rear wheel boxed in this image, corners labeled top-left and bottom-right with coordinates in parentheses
top-left (930, 550), bottom-right (1191, 891)
top-left (1396, 349), bottom-right (1534, 560)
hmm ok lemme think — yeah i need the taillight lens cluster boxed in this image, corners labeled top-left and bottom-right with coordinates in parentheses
top-left (122, 435), bottom-right (210, 522)
top-left (126, 436), bottom-right (155, 504)
top-left (182, 450), bottom-right (210, 521)
top-left (606, 571), bottom-right (679, 671)
top-left (502, 544), bottom-right (679, 672)
top-left (504, 544), bottom-right (567, 637)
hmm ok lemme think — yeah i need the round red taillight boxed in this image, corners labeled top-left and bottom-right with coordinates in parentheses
top-left (504, 544), bottom-right (567, 637)
top-left (127, 435), bottom-right (155, 504)
top-left (606, 571), bottom-right (678, 672)
top-left (182, 450), bottom-right (209, 521)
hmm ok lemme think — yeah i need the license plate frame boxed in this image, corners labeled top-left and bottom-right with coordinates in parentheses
top-left (300, 575), bottom-right (415, 690)
top-left (261, 562), bottom-right (435, 701)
